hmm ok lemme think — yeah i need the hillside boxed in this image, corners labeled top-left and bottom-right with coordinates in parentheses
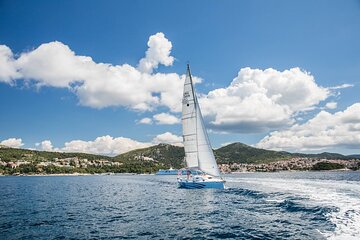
top-left (214, 143), bottom-right (292, 164)
top-left (1, 143), bottom-right (357, 166)
top-left (113, 142), bottom-right (359, 167)
top-left (1, 142), bottom-right (359, 175)
top-left (0, 146), bottom-right (162, 174)
top-left (0, 146), bottom-right (111, 162)
top-left (114, 144), bottom-right (185, 168)
top-left (114, 142), bottom-right (360, 166)
top-left (295, 152), bottom-right (355, 160)
top-left (214, 143), bottom-right (360, 164)
top-left (113, 142), bottom-right (294, 166)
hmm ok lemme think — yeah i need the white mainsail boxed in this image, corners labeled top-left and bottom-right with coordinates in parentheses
top-left (181, 65), bottom-right (220, 177)
top-left (182, 66), bottom-right (198, 169)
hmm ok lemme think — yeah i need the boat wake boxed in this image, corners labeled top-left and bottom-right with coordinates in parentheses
top-left (226, 176), bottom-right (360, 239)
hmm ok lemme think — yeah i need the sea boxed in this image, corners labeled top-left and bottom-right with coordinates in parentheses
top-left (0, 171), bottom-right (359, 240)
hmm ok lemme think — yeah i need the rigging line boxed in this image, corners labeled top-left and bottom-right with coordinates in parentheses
top-left (183, 133), bottom-right (196, 137)
top-left (185, 150), bottom-right (198, 153)
top-left (182, 116), bottom-right (195, 120)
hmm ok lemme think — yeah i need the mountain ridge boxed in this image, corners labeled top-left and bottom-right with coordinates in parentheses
top-left (1, 143), bottom-right (359, 171)
top-left (113, 142), bottom-right (359, 168)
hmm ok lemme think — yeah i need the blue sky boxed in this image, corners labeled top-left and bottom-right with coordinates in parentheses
top-left (1, 0), bottom-right (360, 155)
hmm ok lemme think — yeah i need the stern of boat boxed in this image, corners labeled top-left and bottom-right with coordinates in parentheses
top-left (177, 177), bottom-right (225, 189)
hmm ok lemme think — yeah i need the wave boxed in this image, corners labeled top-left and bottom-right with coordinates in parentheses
top-left (226, 175), bottom-right (360, 239)
top-left (224, 188), bottom-right (269, 199)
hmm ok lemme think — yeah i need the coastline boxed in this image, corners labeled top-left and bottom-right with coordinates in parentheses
top-left (0, 172), bottom-right (158, 177)
top-left (0, 173), bottom-right (93, 177)
top-left (0, 169), bottom-right (357, 177)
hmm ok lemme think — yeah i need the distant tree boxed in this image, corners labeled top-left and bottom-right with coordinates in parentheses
top-left (312, 162), bottom-right (345, 171)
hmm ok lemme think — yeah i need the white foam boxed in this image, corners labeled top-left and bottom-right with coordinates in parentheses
top-left (227, 175), bottom-right (360, 239)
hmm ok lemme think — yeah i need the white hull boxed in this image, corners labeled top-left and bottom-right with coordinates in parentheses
top-left (177, 175), bottom-right (225, 189)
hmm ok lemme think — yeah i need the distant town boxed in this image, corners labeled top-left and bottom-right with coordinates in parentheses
top-left (1, 154), bottom-right (359, 176)
top-left (219, 157), bottom-right (360, 172)
top-left (0, 155), bottom-right (123, 175)
top-left (1, 156), bottom-right (123, 169)
top-left (1, 143), bottom-right (360, 175)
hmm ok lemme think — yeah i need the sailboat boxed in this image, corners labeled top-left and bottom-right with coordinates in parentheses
top-left (177, 64), bottom-right (225, 189)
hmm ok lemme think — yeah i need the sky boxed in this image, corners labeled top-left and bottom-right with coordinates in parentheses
top-left (0, 0), bottom-right (360, 156)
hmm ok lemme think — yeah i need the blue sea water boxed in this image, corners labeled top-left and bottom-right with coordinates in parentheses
top-left (0, 171), bottom-right (359, 240)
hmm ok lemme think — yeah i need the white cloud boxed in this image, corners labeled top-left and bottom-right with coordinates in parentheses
top-left (152, 132), bottom-right (183, 146)
top-left (199, 67), bottom-right (329, 133)
top-left (0, 138), bottom-right (24, 148)
top-left (325, 101), bottom-right (337, 109)
top-left (153, 112), bottom-right (180, 125)
top-left (138, 117), bottom-right (153, 125)
top-left (137, 32), bottom-right (174, 74)
top-left (0, 33), bottom-right (184, 112)
top-left (32, 132), bottom-right (182, 156)
top-left (15, 41), bottom-right (90, 88)
top-left (256, 103), bottom-right (360, 151)
top-left (1, 34), bottom-right (353, 134)
top-left (220, 142), bottom-right (235, 147)
top-left (138, 113), bottom-right (180, 125)
top-left (329, 84), bottom-right (354, 90)
top-left (36, 140), bottom-right (54, 151)
top-left (0, 45), bottom-right (20, 83)
top-left (61, 135), bottom-right (152, 156)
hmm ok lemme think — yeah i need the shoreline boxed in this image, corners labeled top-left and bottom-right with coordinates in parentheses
top-left (0, 169), bottom-right (358, 177)
top-left (0, 172), bottom-right (157, 177)
top-left (228, 168), bottom-right (354, 174)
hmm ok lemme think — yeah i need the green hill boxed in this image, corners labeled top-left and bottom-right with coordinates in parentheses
top-left (0, 142), bottom-right (358, 175)
top-left (114, 142), bottom-right (359, 166)
top-left (114, 144), bottom-right (185, 168)
top-left (294, 152), bottom-right (356, 160)
top-left (112, 142), bottom-right (292, 167)
top-left (1, 143), bottom-right (357, 166)
top-left (214, 143), bottom-right (292, 164)
top-left (112, 142), bottom-right (294, 166)
top-left (0, 146), bottom-right (111, 163)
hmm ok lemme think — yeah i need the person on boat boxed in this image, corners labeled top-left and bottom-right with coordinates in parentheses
top-left (186, 169), bottom-right (191, 180)
top-left (177, 169), bottom-right (183, 180)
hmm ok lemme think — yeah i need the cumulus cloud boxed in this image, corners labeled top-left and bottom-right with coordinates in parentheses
top-left (152, 132), bottom-right (183, 146)
top-left (199, 67), bottom-right (330, 133)
top-left (35, 140), bottom-right (54, 151)
top-left (1, 34), bottom-right (353, 134)
top-left (33, 132), bottom-right (182, 156)
top-left (15, 41), bottom-right (90, 88)
top-left (61, 135), bottom-right (152, 156)
top-left (0, 33), bottom-right (184, 112)
top-left (153, 112), bottom-right (180, 125)
top-left (0, 138), bottom-right (24, 148)
top-left (0, 45), bottom-right (20, 83)
top-left (137, 32), bottom-right (174, 74)
top-left (256, 103), bottom-right (360, 151)
top-left (138, 117), bottom-right (153, 125)
top-left (137, 113), bottom-right (180, 125)
top-left (325, 101), bottom-right (337, 109)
